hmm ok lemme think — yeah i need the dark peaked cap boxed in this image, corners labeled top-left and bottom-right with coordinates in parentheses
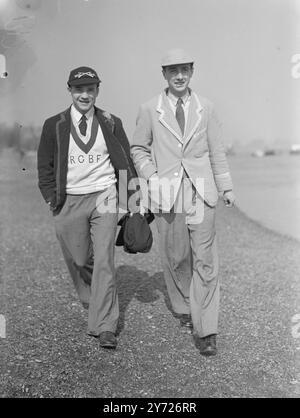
top-left (68, 66), bottom-right (101, 86)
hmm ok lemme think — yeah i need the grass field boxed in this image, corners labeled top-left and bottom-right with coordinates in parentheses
top-left (1, 149), bottom-right (300, 398)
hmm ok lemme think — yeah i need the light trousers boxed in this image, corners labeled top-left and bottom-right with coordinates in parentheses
top-left (54, 187), bottom-right (118, 336)
top-left (155, 201), bottom-right (219, 338)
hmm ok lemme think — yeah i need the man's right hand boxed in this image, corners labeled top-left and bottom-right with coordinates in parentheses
top-left (147, 174), bottom-right (161, 212)
top-left (47, 200), bottom-right (57, 212)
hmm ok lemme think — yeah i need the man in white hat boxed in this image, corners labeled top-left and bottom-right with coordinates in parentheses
top-left (131, 49), bottom-right (235, 356)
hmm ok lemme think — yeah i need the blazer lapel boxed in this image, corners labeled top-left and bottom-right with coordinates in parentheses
top-left (57, 107), bottom-right (71, 167)
top-left (94, 107), bottom-right (130, 172)
top-left (94, 107), bottom-right (118, 152)
top-left (94, 107), bottom-right (138, 211)
top-left (183, 92), bottom-right (203, 148)
top-left (156, 91), bottom-right (183, 143)
top-left (55, 107), bottom-right (71, 203)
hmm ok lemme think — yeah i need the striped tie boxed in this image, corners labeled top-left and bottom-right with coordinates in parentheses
top-left (79, 114), bottom-right (87, 136)
top-left (176, 98), bottom-right (185, 135)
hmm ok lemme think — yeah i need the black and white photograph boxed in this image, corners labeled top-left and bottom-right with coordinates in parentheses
top-left (0, 0), bottom-right (299, 401)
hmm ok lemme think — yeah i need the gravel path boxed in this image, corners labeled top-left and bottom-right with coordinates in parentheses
top-left (1, 150), bottom-right (300, 398)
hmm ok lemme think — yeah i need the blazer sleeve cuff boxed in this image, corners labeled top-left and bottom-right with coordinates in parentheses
top-left (214, 172), bottom-right (233, 193)
top-left (137, 161), bottom-right (157, 180)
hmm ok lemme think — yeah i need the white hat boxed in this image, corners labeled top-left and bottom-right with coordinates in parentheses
top-left (161, 48), bottom-right (194, 67)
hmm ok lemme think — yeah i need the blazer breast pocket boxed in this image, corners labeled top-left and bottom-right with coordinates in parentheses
top-left (193, 126), bottom-right (207, 137)
top-left (194, 151), bottom-right (208, 158)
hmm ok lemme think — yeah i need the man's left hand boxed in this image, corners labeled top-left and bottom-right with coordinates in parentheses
top-left (223, 190), bottom-right (235, 207)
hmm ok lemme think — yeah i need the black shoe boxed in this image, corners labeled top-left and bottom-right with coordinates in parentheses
top-left (179, 314), bottom-right (193, 332)
top-left (198, 334), bottom-right (217, 356)
top-left (99, 331), bottom-right (117, 349)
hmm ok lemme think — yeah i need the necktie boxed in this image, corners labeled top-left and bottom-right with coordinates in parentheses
top-left (176, 98), bottom-right (185, 135)
top-left (79, 114), bottom-right (87, 136)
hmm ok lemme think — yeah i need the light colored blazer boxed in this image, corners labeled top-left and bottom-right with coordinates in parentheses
top-left (131, 90), bottom-right (233, 209)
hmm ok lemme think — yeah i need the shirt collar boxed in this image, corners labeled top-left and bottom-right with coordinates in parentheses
top-left (71, 105), bottom-right (95, 124)
top-left (166, 88), bottom-right (191, 106)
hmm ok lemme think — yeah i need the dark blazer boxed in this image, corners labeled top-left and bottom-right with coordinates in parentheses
top-left (37, 106), bottom-right (138, 214)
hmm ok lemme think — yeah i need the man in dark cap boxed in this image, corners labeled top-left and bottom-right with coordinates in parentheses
top-left (38, 66), bottom-right (138, 349)
top-left (131, 49), bottom-right (235, 356)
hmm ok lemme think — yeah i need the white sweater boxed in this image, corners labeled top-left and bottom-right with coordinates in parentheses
top-left (66, 106), bottom-right (116, 194)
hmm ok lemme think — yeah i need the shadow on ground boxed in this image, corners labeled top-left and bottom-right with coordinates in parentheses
top-left (116, 266), bottom-right (174, 334)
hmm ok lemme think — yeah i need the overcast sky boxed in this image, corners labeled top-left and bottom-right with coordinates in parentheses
top-left (0, 0), bottom-right (299, 147)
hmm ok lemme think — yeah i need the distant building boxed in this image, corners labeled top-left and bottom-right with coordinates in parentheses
top-left (251, 150), bottom-right (264, 157)
top-left (264, 149), bottom-right (276, 156)
top-left (251, 148), bottom-right (279, 157)
top-left (290, 144), bottom-right (300, 155)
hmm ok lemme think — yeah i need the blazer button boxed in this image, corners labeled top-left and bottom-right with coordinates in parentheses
top-left (174, 172), bottom-right (179, 176)
top-left (178, 143), bottom-right (182, 148)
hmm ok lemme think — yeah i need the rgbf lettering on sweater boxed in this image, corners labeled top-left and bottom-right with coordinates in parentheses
top-left (69, 154), bottom-right (103, 164)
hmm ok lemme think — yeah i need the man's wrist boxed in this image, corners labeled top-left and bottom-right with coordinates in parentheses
top-left (148, 173), bottom-right (158, 182)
